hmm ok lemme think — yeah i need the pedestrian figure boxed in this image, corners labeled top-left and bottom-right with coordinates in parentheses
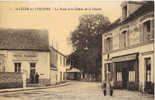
top-left (35, 72), bottom-right (39, 83)
top-left (110, 81), bottom-right (113, 96)
top-left (103, 83), bottom-right (106, 96)
top-left (30, 71), bottom-right (35, 83)
top-left (101, 82), bottom-right (106, 96)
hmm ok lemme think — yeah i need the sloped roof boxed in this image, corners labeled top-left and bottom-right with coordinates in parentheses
top-left (103, 1), bottom-right (154, 33)
top-left (103, 18), bottom-right (121, 33)
top-left (0, 28), bottom-right (49, 51)
top-left (49, 46), bottom-right (66, 57)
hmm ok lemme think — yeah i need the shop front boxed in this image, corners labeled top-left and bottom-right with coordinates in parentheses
top-left (4, 50), bottom-right (51, 85)
top-left (105, 53), bottom-right (139, 90)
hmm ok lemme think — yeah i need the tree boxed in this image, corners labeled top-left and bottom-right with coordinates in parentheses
top-left (68, 14), bottom-right (111, 80)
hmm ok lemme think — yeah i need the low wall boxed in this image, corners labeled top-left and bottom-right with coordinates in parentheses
top-left (0, 72), bottom-right (23, 89)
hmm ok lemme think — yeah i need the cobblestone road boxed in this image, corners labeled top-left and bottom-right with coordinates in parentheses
top-left (0, 81), bottom-right (154, 100)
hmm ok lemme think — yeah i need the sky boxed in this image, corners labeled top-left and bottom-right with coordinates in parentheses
top-left (0, 1), bottom-right (122, 55)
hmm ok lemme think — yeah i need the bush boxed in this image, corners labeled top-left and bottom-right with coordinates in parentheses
top-left (127, 82), bottom-right (139, 91)
top-left (144, 82), bottom-right (154, 94)
top-left (113, 81), bottom-right (123, 89)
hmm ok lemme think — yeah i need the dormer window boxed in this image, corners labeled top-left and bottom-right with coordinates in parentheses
top-left (121, 1), bottom-right (143, 20)
top-left (123, 6), bottom-right (127, 19)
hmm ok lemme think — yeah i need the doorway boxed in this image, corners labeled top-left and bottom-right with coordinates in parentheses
top-left (30, 63), bottom-right (36, 83)
top-left (122, 68), bottom-right (128, 89)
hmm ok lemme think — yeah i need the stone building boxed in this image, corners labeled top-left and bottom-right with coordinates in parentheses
top-left (102, 1), bottom-right (154, 93)
top-left (50, 47), bottom-right (69, 84)
top-left (0, 28), bottom-right (50, 85)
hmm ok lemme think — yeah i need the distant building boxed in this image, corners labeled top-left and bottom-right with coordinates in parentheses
top-left (49, 47), bottom-right (69, 84)
top-left (102, 1), bottom-right (154, 93)
top-left (66, 67), bottom-right (81, 80)
top-left (0, 28), bottom-right (50, 85)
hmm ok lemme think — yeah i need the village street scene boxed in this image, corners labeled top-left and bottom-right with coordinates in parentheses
top-left (0, 1), bottom-right (154, 100)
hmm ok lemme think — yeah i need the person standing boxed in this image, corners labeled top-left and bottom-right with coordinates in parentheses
top-left (110, 81), bottom-right (114, 96)
top-left (30, 71), bottom-right (35, 83)
top-left (101, 82), bottom-right (106, 96)
top-left (35, 72), bottom-right (39, 83)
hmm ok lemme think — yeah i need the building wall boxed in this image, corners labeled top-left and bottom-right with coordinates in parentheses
top-left (0, 50), bottom-right (50, 84)
top-left (102, 4), bottom-right (154, 92)
top-left (50, 69), bottom-right (57, 84)
top-left (0, 50), bottom-right (7, 72)
top-left (49, 47), bottom-right (68, 83)
top-left (103, 11), bottom-right (153, 54)
top-left (57, 54), bottom-right (67, 82)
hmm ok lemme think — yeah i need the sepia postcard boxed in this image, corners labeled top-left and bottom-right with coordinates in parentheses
top-left (0, 0), bottom-right (154, 100)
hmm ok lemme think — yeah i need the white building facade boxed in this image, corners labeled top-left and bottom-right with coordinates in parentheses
top-left (0, 29), bottom-right (50, 85)
top-left (50, 47), bottom-right (69, 84)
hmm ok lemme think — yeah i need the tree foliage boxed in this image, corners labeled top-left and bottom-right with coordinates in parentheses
top-left (68, 14), bottom-right (111, 74)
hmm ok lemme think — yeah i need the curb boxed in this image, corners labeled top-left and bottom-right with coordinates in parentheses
top-left (0, 82), bottom-right (70, 93)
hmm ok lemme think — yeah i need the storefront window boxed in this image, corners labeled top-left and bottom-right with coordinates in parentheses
top-left (145, 58), bottom-right (151, 82)
top-left (129, 71), bottom-right (135, 82)
top-left (117, 72), bottom-right (122, 81)
top-left (14, 63), bottom-right (21, 72)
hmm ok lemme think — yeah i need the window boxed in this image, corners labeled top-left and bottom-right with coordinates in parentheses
top-left (143, 20), bottom-right (154, 41)
top-left (105, 37), bottom-right (112, 52)
top-left (122, 5), bottom-right (127, 19)
top-left (64, 58), bottom-right (66, 66)
top-left (107, 63), bottom-right (113, 72)
top-left (123, 6), bottom-right (127, 18)
top-left (120, 31), bottom-right (128, 48)
top-left (30, 63), bottom-right (36, 68)
top-left (122, 31), bottom-right (127, 47)
top-left (14, 63), bottom-right (21, 72)
top-left (145, 58), bottom-right (151, 82)
top-left (144, 21), bottom-right (151, 33)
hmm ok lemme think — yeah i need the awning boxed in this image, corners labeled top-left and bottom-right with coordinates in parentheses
top-left (67, 68), bottom-right (80, 72)
top-left (112, 53), bottom-right (138, 62)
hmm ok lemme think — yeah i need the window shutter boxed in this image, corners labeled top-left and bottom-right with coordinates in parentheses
top-left (119, 33), bottom-right (121, 49)
top-left (127, 30), bottom-right (129, 46)
top-left (111, 37), bottom-right (113, 51)
top-left (104, 38), bottom-right (106, 52)
top-left (151, 19), bottom-right (154, 40)
top-left (119, 33), bottom-right (123, 49)
top-left (139, 24), bottom-right (144, 42)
